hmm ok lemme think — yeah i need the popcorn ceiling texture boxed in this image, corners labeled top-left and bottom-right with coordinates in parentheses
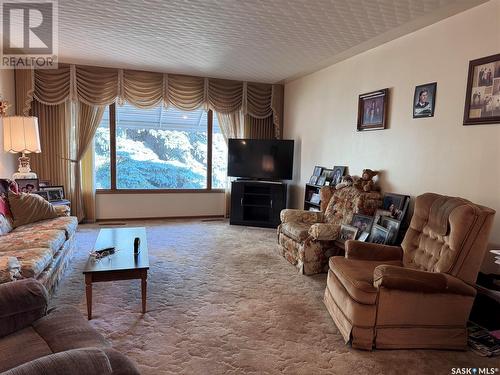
top-left (50, 0), bottom-right (483, 82)
top-left (51, 220), bottom-right (496, 374)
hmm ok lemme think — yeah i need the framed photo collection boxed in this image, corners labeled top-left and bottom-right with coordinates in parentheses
top-left (463, 53), bottom-right (500, 125)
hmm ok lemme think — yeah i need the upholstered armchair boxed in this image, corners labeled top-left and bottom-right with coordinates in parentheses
top-left (277, 186), bottom-right (382, 275)
top-left (324, 193), bottom-right (495, 350)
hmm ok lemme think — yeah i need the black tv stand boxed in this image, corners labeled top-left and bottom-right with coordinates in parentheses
top-left (230, 180), bottom-right (287, 228)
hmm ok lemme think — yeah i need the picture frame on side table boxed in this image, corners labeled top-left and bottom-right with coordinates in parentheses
top-left (309, 175), bottom-right (318, 185)
top-left (317, 176), bottom-right (326, 186)
top-left (463, 53), bottom-right (500, 125)
top-left (340, 224), bottom-right (358, 241)
top-left (413, 82), bottom-right (437, 118)
top-left (16, 178), bottom-right (39, 193)
top-left (357, 88), bottom-right (389, 131)
top-left (41, 186), bottom-right (65, 202)
top-left (369, 224), bottom-right (390, 244)
top-left (32, 190), bottom-right (49, 201)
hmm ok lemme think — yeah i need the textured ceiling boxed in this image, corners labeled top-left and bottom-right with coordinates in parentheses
top-left (53, 0), bottom-right (486, 83)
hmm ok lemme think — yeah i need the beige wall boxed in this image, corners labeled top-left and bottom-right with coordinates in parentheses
top-left (284, 0), bottom-right (500, 247)
top-left (96, 192), bottom-right (225, 220)
top-left (0, 69), bottom-right (17, 177)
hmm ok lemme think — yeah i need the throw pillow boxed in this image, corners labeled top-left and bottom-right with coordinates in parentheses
top-left (8, 191), bottom-right (58, 228)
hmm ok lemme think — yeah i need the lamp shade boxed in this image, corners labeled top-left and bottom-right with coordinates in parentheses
top-left (3, 116), bottom-right (41, 154)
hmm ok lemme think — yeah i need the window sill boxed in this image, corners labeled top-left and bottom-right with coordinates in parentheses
top-left (96, 189), bottom-right (225, 194)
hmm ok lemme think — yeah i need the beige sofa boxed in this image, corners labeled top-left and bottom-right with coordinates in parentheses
top-left (0, 179), bottom-right (77, 294)
top-left (324, 193), bottom-right (495, 350)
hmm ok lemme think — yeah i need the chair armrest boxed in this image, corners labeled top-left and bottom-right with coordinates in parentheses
top-left (373, 265), bottom-right (476, 296)
top-left (280, 209), bottom-right (323, 224)
top-left (345, 240), bottom-right (403, 261)
top-left (0, 348), bottom-right (112, 375)
top-left (308, 223), bottom-right (339, 241)
top-left (0, 279), bottom-right (48, 338)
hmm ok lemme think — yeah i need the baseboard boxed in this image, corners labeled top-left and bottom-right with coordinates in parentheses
top-left (95, 215), bottom-right (225, 223)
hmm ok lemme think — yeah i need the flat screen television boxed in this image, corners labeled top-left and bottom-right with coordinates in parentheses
top-left (227, 139), bottom-right (294, 180)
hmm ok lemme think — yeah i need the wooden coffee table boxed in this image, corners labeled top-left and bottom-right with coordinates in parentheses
top-left (83, 227), bottom-right (149, 320)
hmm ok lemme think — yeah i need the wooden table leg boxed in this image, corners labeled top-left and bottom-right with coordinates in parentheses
top-left (141, 271), bottom-right (147, 314)
top-left (85, 274), bottom-right (92, 320)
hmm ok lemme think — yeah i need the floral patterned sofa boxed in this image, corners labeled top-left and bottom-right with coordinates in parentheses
top-left (277, 186), bottom-right (382, 275)
top-left (0, 179), bottom-right (77, 294)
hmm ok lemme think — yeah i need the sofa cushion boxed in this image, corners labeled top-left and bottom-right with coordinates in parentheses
top-left (0, 230), bottom-right (66, 255)
top-left (33, 306), bottom-right (110, 353)
top-left (8, 191), bottom-right (58, 228)
top-left (329, 256), bottom-right (401, 305)
top-left (1, 248), bottom-right (53, 279)
top-left (0, 256), bottom-right (21, 283)
top-left (0, 327), bottom-right (53, 373)
top-left (13, 216), bottom-right (78, 240)
top-left (0, 214), bottom-right (13, 236)
top-left (280, 222), bottom-right (311, 242)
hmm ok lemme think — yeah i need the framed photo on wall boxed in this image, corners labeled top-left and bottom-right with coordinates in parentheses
top-left (413, 82), bottom-right (437, 118)
top-left (463, 53), bottom-right (500, 125)
top-left (357, 88), bottom-right (389, 131)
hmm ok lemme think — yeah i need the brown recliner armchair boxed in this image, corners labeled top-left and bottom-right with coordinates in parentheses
top-left (324, 192), bottom-right (495, 350)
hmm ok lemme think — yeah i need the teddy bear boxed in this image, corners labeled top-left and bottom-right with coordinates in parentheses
top-left (335, 175), bottom-right (353, 190)
top-left (353, 169), bottom-right (379, 192)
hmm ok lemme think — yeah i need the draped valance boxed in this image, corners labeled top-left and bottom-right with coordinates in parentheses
top-left (16, 64), bottom-right (283, 137)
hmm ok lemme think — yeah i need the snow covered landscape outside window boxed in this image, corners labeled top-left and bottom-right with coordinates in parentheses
top-left (94, 104), bottom-right (227, 189)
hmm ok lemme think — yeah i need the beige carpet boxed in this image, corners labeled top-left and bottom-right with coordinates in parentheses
top-left (51, 220), bottom-right (496, 374)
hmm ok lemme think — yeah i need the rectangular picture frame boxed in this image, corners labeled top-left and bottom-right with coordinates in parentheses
top-left (413, 82), bottom-right (437, 118)
top-left (351, 213), bottom-right (374, 234)
top-left (357, 88), bottom-right (389, 131)
top-left (368, 224), bottom-right (390, 244)
top-left (339, 224), bottom-right (358, 242)
top-left (15, 178), bottom-right (39, 193)
top-left (32, 190), bottom-right (49, 201)
top-left (40, 185), bottom-right (65, 202)
top-left (380, 216), bottom-right (401, 245)
top-left (463, 53), bottom-right (500, 125)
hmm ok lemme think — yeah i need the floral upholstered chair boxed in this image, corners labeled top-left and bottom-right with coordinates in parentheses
top-left (277, 186), bottom-right (382, 275)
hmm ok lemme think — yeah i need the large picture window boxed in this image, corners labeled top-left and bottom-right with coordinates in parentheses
top-left (95, 103), bottom-right (227, 191)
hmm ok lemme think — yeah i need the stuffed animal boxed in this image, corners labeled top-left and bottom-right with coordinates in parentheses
top-left (335, 175), bottom-right (353, 190)
top-left (353, 169), bottom-right (379, 192)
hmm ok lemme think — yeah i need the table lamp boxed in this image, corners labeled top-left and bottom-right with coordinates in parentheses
top-left (3, 116), bottom-right (41, 179)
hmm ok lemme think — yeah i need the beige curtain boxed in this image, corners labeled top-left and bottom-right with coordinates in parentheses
top-left (245, 115), bottom-right (275, 139)
top-left (29, 101), bottom-right (72, 202)
top-left (16, 64), bottom-right (284, 220)
top-left (81, 143), bottom-right (96, 222)
top-left (72, 102), bottom-right (105, 221)
top-left (216, 111), bottom-right (245, 218)
top-left (20, 65), bottom-right (284, 122)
